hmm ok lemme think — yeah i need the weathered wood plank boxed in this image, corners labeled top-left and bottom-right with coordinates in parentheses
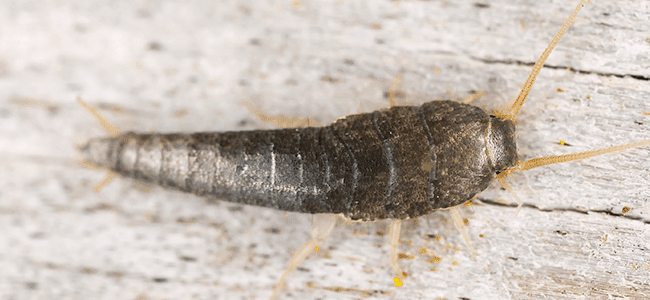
top-left (0, 0), bottom-right (648, 299)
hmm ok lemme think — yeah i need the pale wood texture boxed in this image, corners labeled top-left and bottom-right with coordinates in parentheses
top-left (1, 0), bottom-right (649, 299)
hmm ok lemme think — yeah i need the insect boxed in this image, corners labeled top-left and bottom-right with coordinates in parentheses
top-left (77, 1), bottom-right (648, 298)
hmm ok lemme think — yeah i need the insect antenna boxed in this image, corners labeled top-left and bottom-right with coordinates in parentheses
top-left (518, 139), bottom-right (650, 172)
top-left (77, 97), bottom-right (120, 192)
top-left (494, 0), bottom-right (587, 215)
top-left (495, 0), bottom-right (588, 122)
top-left (499, 138), bottom-right (650, 214)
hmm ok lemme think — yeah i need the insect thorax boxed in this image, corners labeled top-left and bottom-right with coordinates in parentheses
top-left (486, 116), bottom-right (518, 173)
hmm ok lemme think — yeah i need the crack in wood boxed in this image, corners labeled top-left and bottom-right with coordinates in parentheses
top-left (470, 56), bottom-right (650, 81)
top-left (478, 198), bottom-right (650, 224)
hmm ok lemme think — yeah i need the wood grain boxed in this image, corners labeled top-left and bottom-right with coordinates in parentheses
top-left (0, 0), bottom-right (648, 299)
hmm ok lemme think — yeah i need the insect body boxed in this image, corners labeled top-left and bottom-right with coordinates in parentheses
top-left (81, 101), bottom-right (517, 221)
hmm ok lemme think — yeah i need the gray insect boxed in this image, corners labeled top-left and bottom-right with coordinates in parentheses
top-left (78, 0), bottom-right (649, 298)
top-left (81, 100), bottom-right (515, 221)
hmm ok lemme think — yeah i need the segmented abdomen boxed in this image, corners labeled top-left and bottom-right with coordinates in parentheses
top-left (81, 101), bottom-right (495, 221)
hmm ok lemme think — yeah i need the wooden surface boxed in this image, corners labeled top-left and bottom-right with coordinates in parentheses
top-left (1, 0), bottom-right (649, 299)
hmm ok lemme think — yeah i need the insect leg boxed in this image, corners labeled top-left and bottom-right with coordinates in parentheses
top-left (460, 90), bottom-right (487, 105)
top-left (495, 174), bottom-right (523, 216)
top-left (388, 219), bottom-right (406, 286)
top-left (387, 75), bottom-right (401, 107)
top-left (270, 214), bottom-right (337, 300)
top-left (243, 100), bottom-right (334, 298)
top-left (242, 101), bottom-right (321, 128)
top-left (449, 207), bottom-right (475, 255)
